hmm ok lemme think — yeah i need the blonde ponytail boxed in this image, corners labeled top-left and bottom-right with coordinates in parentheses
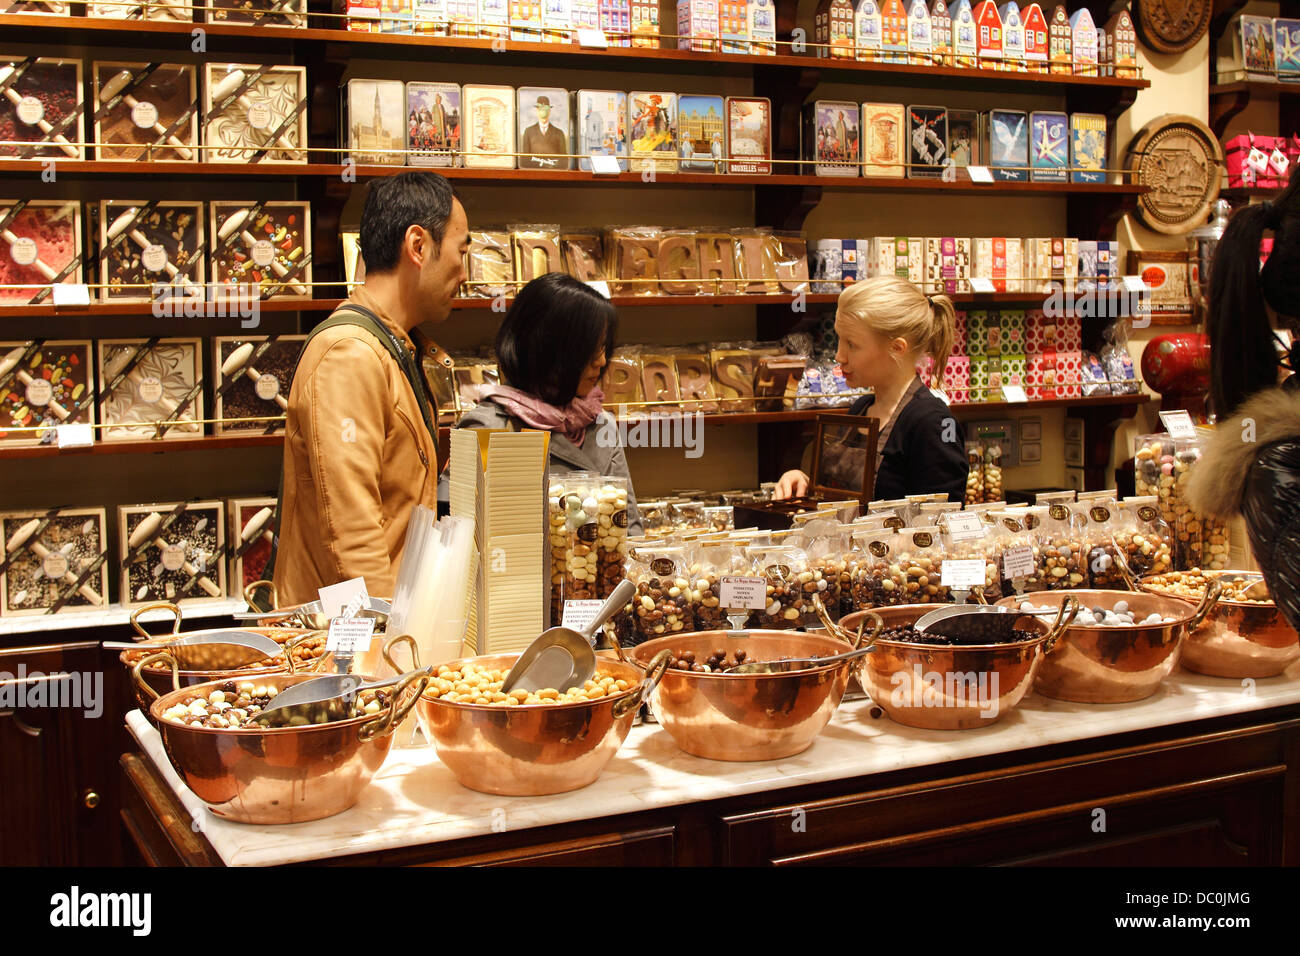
top-left (837, 276), bottom-right (956, 388)
top-left (927, 294), bottom-right (956, 389)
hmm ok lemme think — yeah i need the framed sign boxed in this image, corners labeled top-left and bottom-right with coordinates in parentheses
top-left (1126, 249), bottom-right (1193, 323)
top-left (809, 412), bottom-right (880, 504)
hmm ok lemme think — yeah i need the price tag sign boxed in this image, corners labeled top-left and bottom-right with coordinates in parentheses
top-left (576, 27), bottom-right (609, 47)
top-left (588, 153), bottom-right (622, 175)
top-left (561, 599), bottom-right (604, 637)
top-left (55, 423), bottom-right (93, 448)
top-left (719, 575), bottom-right (767, 610)
top-left (1001, 384), bottom-right (1029, 403)
top-left (941, 559), bottom-right (986, 589)
top-left (968, 276), bottom-right (997, 293)
top-left (1159, 410), bottom-right (1198, 440)
top-left (585, 279), bottom-right (612, 299)
top-left (1002, 545), bottom-right (1036, 580)
top-left (944, 511), bottom-right (985, 541)
top-left (326, 617), bottom-right (376, 655)
top-left (51, 284), bottom-right (91, 307)
top-left (967, 165), bottom-right (995, 183)
top-left (318, 576), bottom-right (369, 620)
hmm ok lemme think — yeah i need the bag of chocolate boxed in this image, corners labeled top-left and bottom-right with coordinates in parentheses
top-left (1118, 496), bottom-right (1173, 579)
top-left (744, 544), bottom-right (820, 628)
top-left (848, 526), bottom-right (901, 609)
top-left (993, 508), bottom-right (1048, 593)
top-left (1037, 500), bottom-right (1087, 589)
top-left (1080, 496), bottom-right (1124, 589)
top-left (964, 440), bottom-right (985, 504)
top-left (937, 510), bottom-right (1002, 603)
top-left (629, 545), bottom-right (696, 642)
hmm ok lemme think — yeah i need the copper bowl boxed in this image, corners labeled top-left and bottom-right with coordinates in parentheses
top-left (142, 669), bottom-right (426, 824)
top-left (1139, 571), bottom-right (1299, 679)
top-left (631, 630), bottom-right (859, 761)
top-left (997, 585), bottom-right (1221, 703)
top-left (415, 651), bottom-right (671, 796)
top-left (840, 603), bottom-right (1076, 730)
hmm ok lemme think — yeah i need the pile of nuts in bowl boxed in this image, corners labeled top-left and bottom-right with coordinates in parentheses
top-left (1143, 570), bottom-right (1271, 604)
top-left (159, 680), bottom-right (390, 729)
top-left (1016, 599), bottom-right (1173, 627)
top-left (425, 662), bottom-right (633, 705)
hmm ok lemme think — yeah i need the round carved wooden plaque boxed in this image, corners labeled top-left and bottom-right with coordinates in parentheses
top-left (1133, 0), bottom-right (1212, 54)
top-left (1125, 113), bottom-right (1224, 236)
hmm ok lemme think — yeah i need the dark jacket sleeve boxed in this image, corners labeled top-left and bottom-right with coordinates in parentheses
top-left (1241, 438), bottom-right (1300, 633)
top-left (893, 400), bottom-right (969, 503)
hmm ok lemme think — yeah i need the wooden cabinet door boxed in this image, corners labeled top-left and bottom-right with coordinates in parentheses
top-left (420, 827), bottom-right (676, 866)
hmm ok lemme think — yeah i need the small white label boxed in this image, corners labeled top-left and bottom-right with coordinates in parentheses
top-left (251, 239), bottom-right (276, 267)
top-left (585, 279), bottom-right (611, 299)
top-left (719, 574), bottom-right (768, 610)
top-left (1121, 275), bottom-right (1147, 293)
top-left (254, 373), bottom-right (281, 401)
top-left (589, 152), bottom-right (622, 174)
top-left (1159, 409), bottom-right (1198, 440)
top-left (1001, 384), bottom-right (1029, 403)
top-left (142, 244), bottom-right (168, 273)
top-left (941, 558), bottom-right (986, 589)
top-left (1270, 147), bottom-right (1290, 176)
top-left (15, 95), bottom-right (43, 126)
top-left (10, 236), bottom-right (37, 266)
top-left (246, 101), bottom-right (273, 130)
top-left (137, 375), bottom-right (164, 404)
top-left (968, 276), bottom-right (997, 293)
top-left (51, 283), bottom-right (90, 307)
top-left (161, 543), bottom-right (186, 571)
top-left (1247, 146), bottom-right (1270, 174)
top-left (944, 511), bottom-right (985, 541)
top-left (1002, 545), bottom-right (1036, 580)
top-left (326, 616), bottom-right (376, 655)
top-left (42, 552), bottom-right (69, 580)
top-left (967, 165), bottom-right (994, 183)
top-left (319, 576), bottom-right (369, 620)
top-left (576, 27), bottom-right (609, 47)
top-left (131, 100), bottom-right (159, 130)
top-left (561, 599), bottom-right (604, 635)
top-left (55, 423), bottom-right (93, 448)
top-left (24, 378), bottom-right (52, 407)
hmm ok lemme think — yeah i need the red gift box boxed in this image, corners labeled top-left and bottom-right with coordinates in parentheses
top-left (1025, 309), bottom-right (1082, 353)
top-left (1226, 133), bottom-right (1282, 189)
top-left (954, 310), bottom-right (968, 354)
top-left (1026, 352), bottom-right (1058, 399)
top-left (1057, 349), bottom-right (1082, 398)
top-left (942, 354), bottom-right (969, 404)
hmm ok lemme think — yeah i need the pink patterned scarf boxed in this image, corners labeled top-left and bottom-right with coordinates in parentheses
top-left (480, 385), bottom-right (606, 447)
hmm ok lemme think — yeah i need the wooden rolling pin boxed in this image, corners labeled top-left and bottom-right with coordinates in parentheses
top-left (97, 70), bottom-right (195, 160)
top-left (5, 517), bottom-right (104, 605)
top-left (216, 208), bottom-right (309, 296)
top-left (105, 208), bottom-right (199, 290)
top-left (0, 345), bottom-right (73, 422)
top-left (1, 227), bottom-right (62, 283)
top-left (219, 341), bottom-right (289, 410)
top-left (101, 345), bottom-right (186, 422)
top-left (0, 66), bottom-right (82, 159)
top-left (240, 506), bottom-right (275, 546)
top-left (209, 70), bottom-right (303, 157)
top-left (127, 511), bottom-right (222, 598)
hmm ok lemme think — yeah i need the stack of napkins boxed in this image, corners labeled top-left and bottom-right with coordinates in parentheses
top-left (449, 428), bottom-right (550, 655)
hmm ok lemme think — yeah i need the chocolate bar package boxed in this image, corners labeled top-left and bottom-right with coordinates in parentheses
top-left (640, 350), bottom-right (682, 411)
top-left (465, 230), bottom-right (515, 297)
top-left (344, 78), bottom-right (406, 165)
top-left (1069, 112), bottom-right (1107, 183)
top-left (208, 0), bottom-right (307, 25)
top-left (987, 108), bottom-right (1027, 181)
top-left (907, 105), bottom-right (948, 178)
top-left (560, 230), bottom-right (605, 281)
top-left (463, 84), bottom-right (516, 169)
top-left (947, 108), bottom-right (980, 167)
top-left (973, 236), bottom-right (1023, 293)
top-left (210, 201), bottom-right (312, 299)
top-left (867, 236), bottom-right (924, 283)
top-left (698, 231), bottom-right (740, 293)
top-left (805, 99), bottom-right (859, 177)
top-left (98, 338), bottom-right (204, 442)
top-left (511, 223), bottom-right (564, 283)
top-left (629, 91), bottom-right (677, 173)
top-left (414, 0), bottom-right (450, 31)
top-left (213, 335), bottom-right (307, 435)
top-left (678, 93), bottom-right (725, 172)
top-left (346, 0), bottom-right (383, 31)
top-left (607, 225), bottom-right (661, 295)
top-left (203, 64), bottom-right (308, 164)
top-left (380, 0), bottom-right (415, 31)
top-left (604, 347), bottom-right (643, 407)
top-left (733, 228), bottom-right (779, 293)
top-left (0, 508), bottom-right (110, 617)
top-left (924, 236), bottom-right (971, 295)
top-left (445, 0), bottom-right (479, 35)
top-left (511, 0), bottom-right (544, 38)
top-left (577, 89), bottom-right (627, 172)
top-left (92, 62), bottom-right (198, 162)
top-left (96, 199), bottom-right (205, 303)
top-left (0, 57), bottom-right (84, 161)
top-left (1029, 109), bottom-right (1068, 182)
top-left (725, 96), bottom-right (770, 174)
top-left (0, 200), bottom-right (83, 306)
top-left (675, 348), bottom-right (719, 412)
top-left (228, 497), bottom-right (277, 595)
top-left (861, 102), bottom-right (905, 177)
top-left (518, 86), bottom-right (572, 170)
top-left (711, 346), bottom-right (757, 412)
top-left (406, 81), bottom-right (462, 167)
top-left (119, 501), bottom-right (227, 607)
top-left (0, 340), bottom-right (95, 448)
top-left (658, 228), bottom-right (705, 294)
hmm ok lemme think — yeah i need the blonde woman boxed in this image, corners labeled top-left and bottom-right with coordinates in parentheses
top-left (774, 276), bottom-right (969, 502)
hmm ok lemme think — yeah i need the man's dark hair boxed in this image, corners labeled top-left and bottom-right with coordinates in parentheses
top-left (359, 171), bottom-right (459, 273)
top-left (495, 273), bottom-right (617, 406)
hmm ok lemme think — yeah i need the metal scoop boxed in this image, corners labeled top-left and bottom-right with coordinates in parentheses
top-left (103, 629), bottom-right (283, 671)
top-left (915, 600), bottom-right (1077, 644)
top-left (232, 596), bottom-right (392, 626)
top-left (502, 580), bottom-right (636, 694)
top-left (727, 608), bottom-right (884, 674)
top-left (250, 666), bottom-right (432, 728)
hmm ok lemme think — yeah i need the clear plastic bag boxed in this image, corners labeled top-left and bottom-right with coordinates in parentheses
top-left (1119, 496), bottom-right (1173, 578)
top-left (629, 545), bottom-right (695, 642)
top-left (1039, 501), bottom-right (1087, 590)
top-left (744, 545), bottom-right (819, 629)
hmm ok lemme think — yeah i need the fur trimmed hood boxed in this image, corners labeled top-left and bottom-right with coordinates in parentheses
top-left (1187, 387), bottom-right (1300, 518)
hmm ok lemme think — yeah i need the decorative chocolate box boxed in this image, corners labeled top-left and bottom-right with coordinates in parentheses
top-left (577, 89), bottom-right (627, 172)
top-left (96, 200), bottom-right (205, 303)
top-left (678, 93), bottom-right (725, 172)
top-left (344, 79), bottom-right (406, 166)
top-left (213, 335), bottom-right (307, 435)
top-left (0, 339), bottom-right (95, 448)
top-left (92, 62), bottom-right (198, 162)
top-left (923, 236), bottom-right (970, 294)
top-left (907, 104), bottom-right (948, 178)
top-left (1029, 109), bottom-right (1068, 182)
top-left (861, 102), bottom-right (905, 177)
top-left (119, 500), bottom-right (227, 607)
top-left (973, 236), bottom-right (1023, 292)
top-left (203, 64), bottom-right (308, 164)
top-left (517, 86), bottom-right (573, 170)
top-left (407, 81), bottom-right (461, 167)
top-left (725, 96), bottom-right (770, 174)
top-left (804, 99), bottom-right (860, 177)
top-left (867, 236), bottom-right (924, 282)
top-left (210, 201), bottom-right (312, 299)
top-left (987, 108), bottom-right (1027, 181)
top-left (463, 84), bottom-right (516, 169)
top-left (0, 57), bottom-right (84, 161)
top-left (97, 337), bottom-right (204, 442)
top-left (228, 497), bottom-right (277, 597)
top-left (0, 200), bottom-right (83, 306)
top-left (0, 508), bottom-right (111, 616)
top-left (629, 90), bottom-right (677, 173)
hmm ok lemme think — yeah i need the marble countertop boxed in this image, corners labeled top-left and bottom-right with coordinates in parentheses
top-left (127, 663), bottom-right (1300, 867)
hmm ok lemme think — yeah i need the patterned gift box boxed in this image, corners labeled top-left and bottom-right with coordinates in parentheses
top-left (968, 354), bottom-right (996, 402)
top-left (1025, 351), bottom-right (1058, 399)
top-left (954, 309), bottom-right (968, 354)
top-left (868, 237), bottom-right (924, 283)
top-left (973, 237), bottom-right (1024, 293)
top-left (1057, 349), bottom-right (1082, 397)
top-left (1056, 312), bottom-right (1082, 351)
top-left (1225, 133), bottom-right (1283, 189)
top-left (999, 309), bottom-right (1026, 352)
top-left (1026, 309), bottom-right (1080, 352)
top-left (924, 236), bottom-right (971, 294)
top-left (1026, 237), bottom-right (1080, 291)
top-left (1001, 351), bottom-right (1026, 388)
top-left (1096, 239), bottom-right (1118, 288)
top-left (966, 309), bottom-right (995, 356)
top-left (942, 353), bottom-right (969, 403)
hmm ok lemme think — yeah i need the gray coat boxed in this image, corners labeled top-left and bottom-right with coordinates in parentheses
top-left (437, 397), bottom-right (643, 535)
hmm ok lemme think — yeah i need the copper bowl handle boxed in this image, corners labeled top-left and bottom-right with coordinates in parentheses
top-left (813, 593), bottom-right (854, 643)
top-left (1189, 577), bottom-right (1225, 632)
top-left (129, 601), bottom-right (182, 639)
top-left (971, 586), bottom-right (989, 606)
top-left (244, 579), bottom-right (278, 612)
top-left (613, 649), bottom-right (671, 719)
top-left (132, 650), bottom-right (179, 702)
top-left (1041, 596), bottom-right (1080, 654)
top-left (359, 668), bottom-right (431, 743)
top-left (853, 611), bottom-right (884, 650)
top-left (382, 633), bottom-right (420, 674)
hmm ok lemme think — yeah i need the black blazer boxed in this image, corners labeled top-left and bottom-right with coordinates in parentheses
top-left (847, 385), bottom-right (969, 503)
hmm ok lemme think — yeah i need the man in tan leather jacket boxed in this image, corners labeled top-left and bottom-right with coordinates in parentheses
top-left (273, 172), bottom-right (469, 605)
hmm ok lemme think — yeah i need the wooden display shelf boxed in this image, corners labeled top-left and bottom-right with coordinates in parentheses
top-left (1208, 79), bottom-right (1300, 137)
top-left (1220, 185), bottom-right (1284, 199)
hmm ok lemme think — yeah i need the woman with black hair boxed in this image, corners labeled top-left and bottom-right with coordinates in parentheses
top-left (443, 272), bottom-right (642, 533)
top-left (1188, 175), bottom-right (1300, 632)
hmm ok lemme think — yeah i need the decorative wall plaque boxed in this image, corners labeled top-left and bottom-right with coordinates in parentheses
top-left (1124, 113), bottom-right (1224, 235)
top-left (1132, 0), bottom-right (1211, 54)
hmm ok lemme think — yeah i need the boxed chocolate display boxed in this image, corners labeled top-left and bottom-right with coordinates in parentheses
top-left (98, 337), bottom-right (204, 442)
top-left (560, 230), bottom-right (605, 281)
top-left (511, 223), bottom-right (564, 282)
top-left (463, 84), bottom-right (516, 169)
top-left (987, 108), bottom-right (1027, 181)
top-left (407, 81), bottom-right (462, 167)
top-left (805, 99), bottom-right (859, 176)
top-left (973, 236), bottom-right (1023, 292)
top-left (1029, 110), bottom-right (1068, 182)
top-left (517, 86), bottom-right (573, 170)
top-left (510, 0), bottom-right (544, 39)
top-left (577, 90), bottom-right (627, 172)
top-left (208, 0), bottom-right (307, 25)
top-left (1069, 112), bottom-right (1107, 183)
top-left (210, 201), bottom-right (312, 299)
top-left (629, 91), bottom-right (677, 173)
top-left (92, 62), bottom-right (198, 162)
top-left (924, 236), bottom-right (971, 294)
top-left (0, 508), bottom-right (110, 616)
top-left (0, 200), bottom-right (83, 306)
top-left (607, 225), bottom-right (661, 295)
top-left (89, 0), bottom-right (189, 19)
top-left (97, 200), bottom-right (205, 303)
top-left (0, 57), bottom-right (84, 161)
top-left (228, 496), bottom-right (277, 596)
top-left (119, 501), bottom-right (227, 606)
top-left (344, 79), bottom-right (406, 165)
top-left (947, 108), bottom-right (980, 166)
top-left (203, 64), bottom-right (308, 164)
top-left (861, 102), bottom-right (905, 177)
top-left (658, 228), bottom-right (704, 294)
top-left (907, 105), bottom-right (948, 178)
top-left (465, 229), bottom-right (514, 296)
top-left (868, 236), bottom-right (924, 283)
top-left (725, 96), bottom-right (770, 174)
top-left (678, 94), bottom-right (725, 172)
top-left (213, 335), bottom-right (307, 434)
top-left (0, 340), bottom-right (95, 448)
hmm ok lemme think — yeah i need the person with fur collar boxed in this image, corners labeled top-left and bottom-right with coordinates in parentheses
top-left (1187, 176), bottom-right (1300, 633)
